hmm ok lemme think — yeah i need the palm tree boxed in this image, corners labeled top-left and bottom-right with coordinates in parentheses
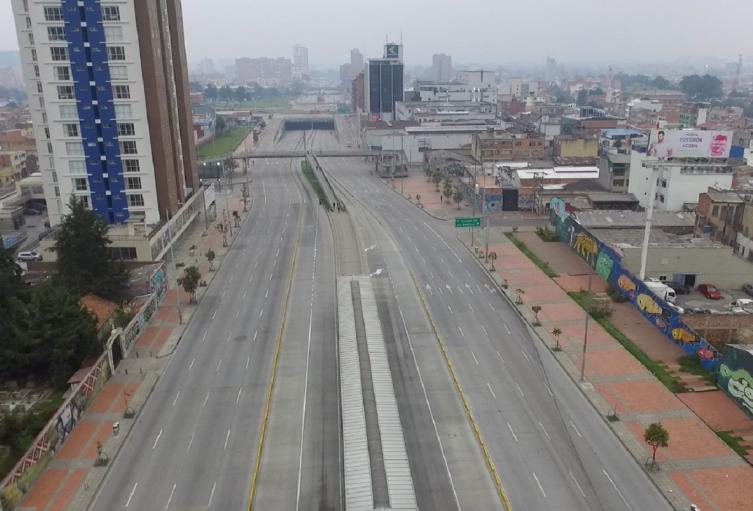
top-left (432, 170), bottom-right (442, 191)
top-left (552, 327), bottom-right (563, 350)
top-left (487, 251), bottom-right (498, 271)
top-left (531, 305), bottom-right (542, 325)
top-left (443, 181), bottom-right (453, 202)
top-left (515, 288), bottom-right (524, 304)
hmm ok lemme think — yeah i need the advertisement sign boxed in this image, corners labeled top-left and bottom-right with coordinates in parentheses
top-left (647, 129), bottom-right (732, 159)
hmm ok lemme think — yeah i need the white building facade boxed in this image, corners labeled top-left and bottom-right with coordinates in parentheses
top-left (12, 0), bottom-right (159, 226)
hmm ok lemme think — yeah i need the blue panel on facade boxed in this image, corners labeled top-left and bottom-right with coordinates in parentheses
top-left (62, 0), bottom-right (127, 224)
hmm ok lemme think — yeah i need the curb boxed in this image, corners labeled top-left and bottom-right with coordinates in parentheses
top-left (380, 177), bottom-right (448, 222)
top-left (456, 236), bottom-right (682, 511)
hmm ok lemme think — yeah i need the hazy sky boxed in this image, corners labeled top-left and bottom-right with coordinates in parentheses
top-left (1, 0), bottom-right (752, 69)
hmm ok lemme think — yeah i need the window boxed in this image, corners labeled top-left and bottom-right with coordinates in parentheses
top-left (51, 47), bottom-right (68, 61)
top-left (39, 97), bottom-right (45, 108)
top-left (79, 195), bottom-right (89, 208)
top-left (109, 246), bottom-right (137, 260)
top-left (54, 66), bottom-right (70, 81)
top-left (44, 127), bottom-right (50, 139)
top-left (117, 122), bottom-right (135, 136)
top-left (28, 33), bottom-right (34, 45)
top-left (661, 179), bottom-right (667, 188)
top-left (103, 26), bottom-right (122, 41)
top-left (47, 142), bottom-right (53, 154)
top-left (34, 64), bottom-right (39, 77)
top-left (120, 141), bottom-right (137, 154)
top-left (47, 26), bottom-right (66, 41)
top-left (107, 46), bottom-right (125, 61)
top-left (66, 142), bottom-right (84, 156)
top-left (73, 178), bottom-right (88, 191)
top-left (69, 160), bottom-right (86, 175)
top-left (36, 81), bottom-right (43, 93)
top-left (101, 6), bottom-right (121, 21)
top-left (712, 205), bottom-right (720, 217)
top-left (123, 159), bottom-right (140, 172)
top-left (125, 176), bottom-right (142, 190)
top-left (109, 65), bottom-right (127, 80)
top-left (113, 85), bottom-right (131, 99)
top-left (44, 7), bottom-right (63, 21)
top-left (127, 194), bottom-right (144, 207)
top-left (64, 123), bottom-right (79, 137)
top-left (57, 85), bottom-right (75, 100)
top-left (114, 104), bottom-right (132, 118)
top-left (613, 179), bottom-right (625, 187)
top-left (658, 194), bottom-right (665, 203)
top-left (31, 48), bottom-right (37, 62)
top-left (60, 104), bottom-right (78, 119)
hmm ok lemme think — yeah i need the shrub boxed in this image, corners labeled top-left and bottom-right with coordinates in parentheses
top-left (535, 226), bottom-right (559, 242)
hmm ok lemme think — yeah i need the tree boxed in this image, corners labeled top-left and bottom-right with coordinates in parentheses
top-left (0, 246), bottom-right (23, 300)
top-left (204, 84), bottom-right (218, 103)
top-left (644, 422), bottom-right (669, 465)
top-left (14, 282), bottom-right (99, 385)
top-left (488, 251), bottom-right (498, 272)
top-left (215, 115), bottom-right (226, 134)
top-left (432, 170), bottom-right (442, 191)
top-left (515, 288), bottom-right (524, 304)
top-left (443, 181), bottom-right (453, 202)
top-left (54, 196), bottom-right (128, 299)
top-left (235, 85), bottom-right (247, 103)
top-left (650, 76), bottom-right (672, 90)
top-left (205, 249), bottom-right (216, 271)
top-left (552, 327), bottom-right (562, 350)
top-left (218, 85), bottom-right (233, 103)
top-left (453, 188), bottom-right (463, 209)
top-left (179, 266), bottom-right (201, 304)
top-left (531, 305), bottom-right (542, 325)
top-left (189, 81), bottom-right (203, 93)
top-left (679, 74), bottom-right (723, 100)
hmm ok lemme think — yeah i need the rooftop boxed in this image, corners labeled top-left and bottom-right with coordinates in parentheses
top-left (80, 293), bottom-right (118, 330)
top-left (592, 228), bottom-right (725, 249)
top-left (705, 189), bottom-right (745, 203)
top-left (576, 209), bottom-right (695, 228)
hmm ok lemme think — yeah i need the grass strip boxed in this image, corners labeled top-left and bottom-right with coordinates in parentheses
top-left (301, 160), bottom-right (331, 211)
top-left (677, 355), bottom-right (717, 386)
top-left (569, 291), bottom-right (687, 393)
top-left (505, 232), bottom-right (559, 278)
top-left (716, 430), bottom-right (749, 457)
top-left (197, 127), bottom-right (251, 158)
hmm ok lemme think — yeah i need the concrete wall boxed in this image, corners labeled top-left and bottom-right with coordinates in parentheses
top-left (621, 245), bottom-right (753, 288)
top-left (684, 313), bottom-right (753, 345)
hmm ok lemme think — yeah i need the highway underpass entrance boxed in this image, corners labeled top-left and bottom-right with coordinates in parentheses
top-left (283, 117), bottom-right (335, 130)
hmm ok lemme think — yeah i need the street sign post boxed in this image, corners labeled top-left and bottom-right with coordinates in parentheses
top-left (455, 217), bottom-right (481, 228)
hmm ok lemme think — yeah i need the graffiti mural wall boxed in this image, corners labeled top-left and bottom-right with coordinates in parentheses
top-left (718, 345), bottom-right (753, 418)
top-left (549, 199), bottom-right (720, 371)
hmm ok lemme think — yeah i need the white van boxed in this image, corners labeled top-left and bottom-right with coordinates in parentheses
top-left (729, 298), bottom-right (753, 309)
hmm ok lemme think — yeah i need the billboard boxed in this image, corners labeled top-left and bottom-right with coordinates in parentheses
top-left (647, 129), bottom-right (732, 159)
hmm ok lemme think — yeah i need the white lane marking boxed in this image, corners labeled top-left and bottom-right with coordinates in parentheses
top-left (468, 304), bottom-right (474, 312)
top-left (486, 382), bottom-right (496, 399)
top-left (477, 284), bottom-right (483, 293)
top-left (471, 351), bottom-right (479, 365)
top-left (125, 482), bottom-right (138, 508)
top-left (489, 303), bottom-right (495, 312)
top-left (603, 469), bottom-right (632, 510)
top-left (208, 481), bottom-right (217, 507)
top-left (276, 247), bottom-right (280, 258)
top-left (235, 310), bottom-right (240, 318)
top-left (532, 472), bottom-right (547, 498)
top-left (538, 421), bottom-right (552, 441)
top-left (447, 304), bottom-right (453, 314)
top-left (466, 269), bottom-right (472, 277)
top-left (188, 358), bottom-right (195, 371)
top-left (187, 430), bottom-right (195, 451)
top-left (481, 325), bottom-right (488, 336)
top-left (507, 422), bottom-right (519, 442)
top-left (269, 273), bottom-right (273, 281)
top-left (245, 356), bottom-right (250, 369)
top-left (221, 290), bottom-right (226, 298)
top-left (514, 382), bottom-right (525, 398)
top-left (265, 288), bottom-right (269, 298)
top-left (172, 391), bottom-right (180, 406)
top-left (164, 483), bottom-right (176, 510)
top-left (423, 222), bottom-right (463, 262)
top-left (216, 359), bottom-right (222, 372)
top-left (226, 333), bottom-right (232, 343)
top-left (544, 383), bottom-right (554, 397)
top-left (465, 283), bottom-right (474, 294)
top-left (253, 330), bottom-right (258, 341)
top-left (496, 351), bottom-right (505, 363)
top-left (223, 428), bottom-right (232, 450)
top-left (504, 323), bottom-right (512, 335)
top-left (202, 331), bottom-right (207, 343)
top-left (570, 420), bottom-right (583, 438)
top-left (248, 274), bottom-right (253, 283)
top-left (445, 284), bottom-right (453, 295)
top-left (202, 391), bottom-right (210, 408)
top-left (522, 351), bottom-right (531, 363)
top-left (236, 387), bottom-right (243, 404)
top-left (259, 309), bottom-right (264, 318)
top-left (243, 290), bottom-right (247, 299)
top-left (211, 310), bottom-right (216, 320)
top-left (458, 326), bottom-right (465, 337)
top-left (456, 285), bottom-right (464, 294)
top-left (569, 471), bottom-right (586, 498)
top-left (152, 429), bottom-right (162, 449)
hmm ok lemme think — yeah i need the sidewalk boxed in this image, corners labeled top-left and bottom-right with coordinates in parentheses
top-left (459, 227), bottom-right (753, 511)
top-left (16, 183), bottom-right (252, 511)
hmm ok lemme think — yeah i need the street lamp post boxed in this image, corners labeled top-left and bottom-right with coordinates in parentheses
top-left (580, 269), bottom-right (593, 381)
top-left (165, 209), bottom-right (183, 324)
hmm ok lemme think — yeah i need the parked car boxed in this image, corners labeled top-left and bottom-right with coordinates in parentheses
top-left (744, 283), bottom-right (753, 297)
top-left (672, 283), bottom-right (692, 295)
top-left (730, 298), bottom-right (753, 309)
top-left (16, 251), bottom-right (42, 262)
top-left (698, 284), bottom-right (722, 300)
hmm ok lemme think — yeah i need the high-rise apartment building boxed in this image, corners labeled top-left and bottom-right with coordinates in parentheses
top-left (431, 53), bottom-right (453, 82)
top-left (364, 43), bottom-right (404, 121)
top-left (11, 0), bottom-right (198, 226)
top-left (293, 45), bottom-right (308, 78)
top-left (349, 48), bottom-right (363, 80)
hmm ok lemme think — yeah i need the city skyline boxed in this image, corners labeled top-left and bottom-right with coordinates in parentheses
top-left (1, 0), bottom-right (753, 70)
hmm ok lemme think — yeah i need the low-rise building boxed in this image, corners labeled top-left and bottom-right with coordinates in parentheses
top-left (736, 203), bottom-right (753, 261)
top-left (597, 128), bottom-right (647, 193)
top-left (472, 131), bottom-right (546, 162)
top-left (554, 136), bottom-right (598, 158)
top-left (694, 188), bottom-right (746, 245)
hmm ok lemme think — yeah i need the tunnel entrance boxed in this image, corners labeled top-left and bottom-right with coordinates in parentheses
top-left (284, 118), bottom-right (335, 131)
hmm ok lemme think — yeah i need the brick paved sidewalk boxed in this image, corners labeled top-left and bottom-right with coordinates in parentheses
top-left (459, 228), bottom-right (753, 511)
top-left (16, 186), bottom-right (252, 511)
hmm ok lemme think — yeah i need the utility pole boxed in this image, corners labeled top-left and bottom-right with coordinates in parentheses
top-left (580, 269), bottom-right (592, 381)
top-left (165, 209), bottom-right (183, 324)
top-left (471, 164), bottom-right (478, 246)
top-left (639, 161), bottom-right (660, 280)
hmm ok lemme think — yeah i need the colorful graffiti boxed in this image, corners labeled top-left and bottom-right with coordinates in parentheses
top-left (549, 204), bottom-right (720, 371)
top-left (719, 364), bottom-right (753, 415)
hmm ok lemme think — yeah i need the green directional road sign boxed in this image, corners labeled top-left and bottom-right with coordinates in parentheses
top-left (455, 217), bottom-right (481, 228)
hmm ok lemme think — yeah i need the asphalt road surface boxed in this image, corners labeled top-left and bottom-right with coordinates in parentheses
top-left (314, 126), bottom-right (673, 511)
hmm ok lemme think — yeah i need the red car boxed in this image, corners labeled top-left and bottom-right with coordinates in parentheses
top-left (697, 284), bottom-right (722, 300)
